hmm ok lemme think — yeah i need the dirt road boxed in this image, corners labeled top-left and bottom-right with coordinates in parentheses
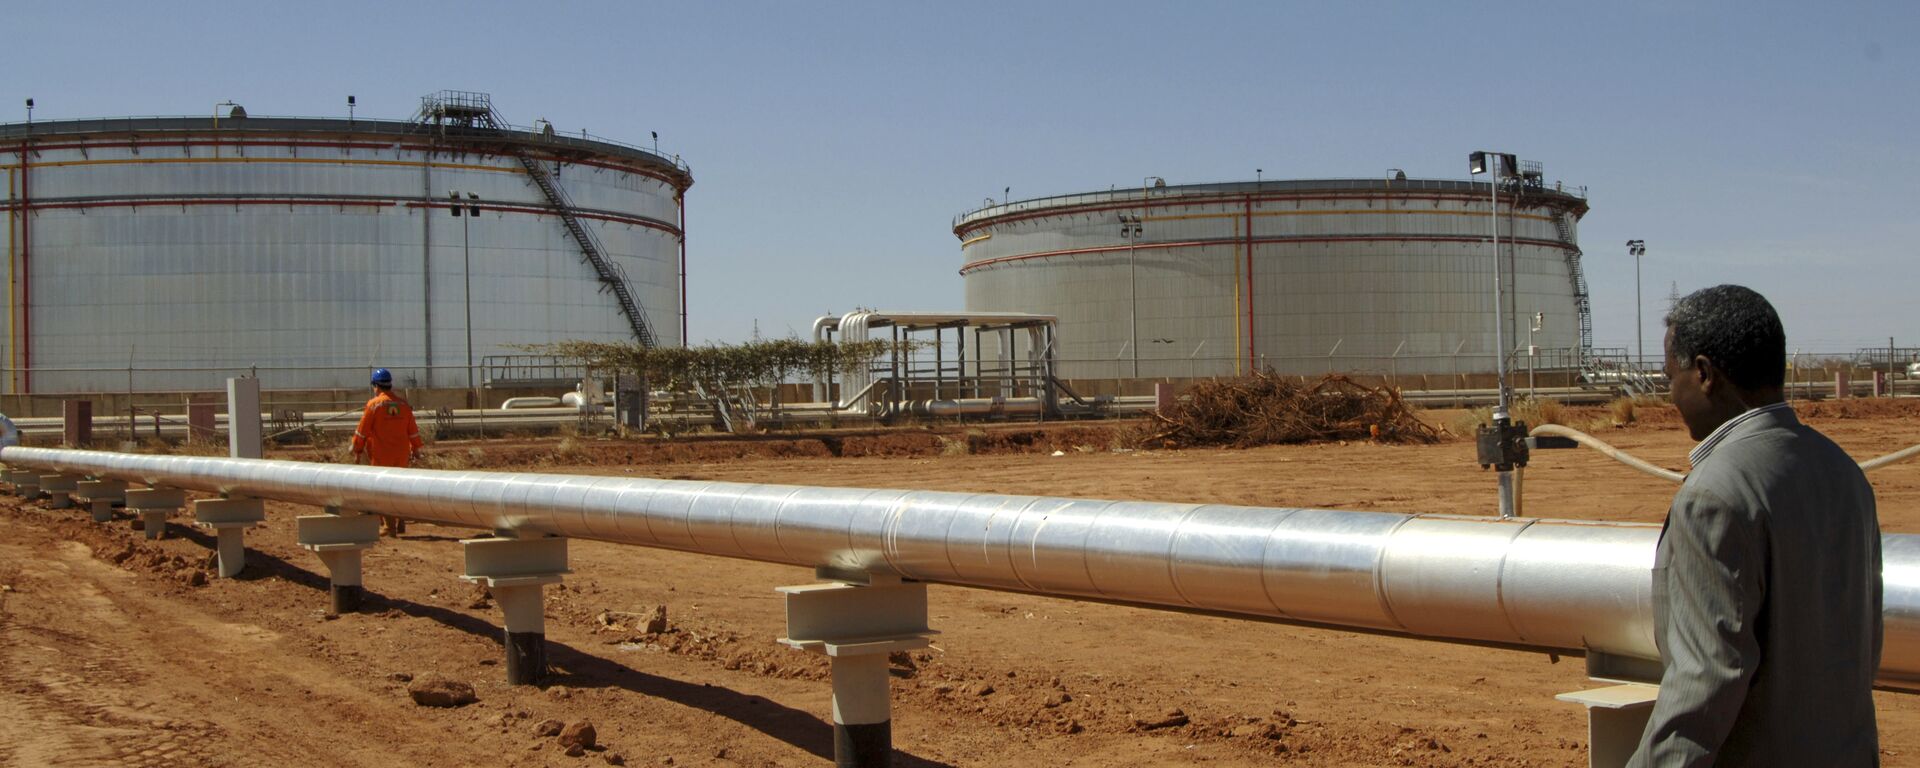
top-left (3, 406), bottom-right (1917, 766)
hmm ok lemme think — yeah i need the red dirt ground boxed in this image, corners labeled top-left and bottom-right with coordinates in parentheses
top-left (3, 402), bottom-right (1918, 766)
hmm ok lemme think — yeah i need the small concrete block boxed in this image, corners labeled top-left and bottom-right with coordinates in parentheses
top-left (460, 536), bottom-right (570, 581)
top-left (193, 497), bottom-right (266, 526)
top-left (297, 514), bottom-right (381, 549)
top-left (39, 475), bottom-right (77, 493)
top-left (125, 488), bottom-right (188, 510)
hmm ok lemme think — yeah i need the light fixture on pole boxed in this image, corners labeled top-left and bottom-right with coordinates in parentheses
top-left (651, 131), bottom-right (658, 155)
top-left (451, 191), bottom-right (482, 392)
top-left (1119, 213), bottom-right (1145, 378)
top-left (1528, 312), bottom-right (1544, 397)
top-left (1627, 240), bottom-right (1647, 370)
top-left (347, 95), bottom-right (356, 121)
top-left (1469, 150), bottom-right (1526, 519)
top-left (24, 98), bottom-right (32, 126)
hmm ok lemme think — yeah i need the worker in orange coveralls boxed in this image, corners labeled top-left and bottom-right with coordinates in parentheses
top-left (350, 368), bottom-right (423, 536)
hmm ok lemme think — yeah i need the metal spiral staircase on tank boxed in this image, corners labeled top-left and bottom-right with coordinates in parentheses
top-left (413, 91), bottom-right (658, 348)
top-left (1549, 210), bottom-right (1595, 356)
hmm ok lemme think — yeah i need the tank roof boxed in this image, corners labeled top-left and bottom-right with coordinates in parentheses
top-left (0, 114), bottom-right (690, 181)
top-left (954, 177), bottom-right (1587, 232)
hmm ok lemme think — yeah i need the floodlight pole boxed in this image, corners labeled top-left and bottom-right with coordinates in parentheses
top-left (1120, 213), bottom-right (1142, 379)
top-left (1470, 152), bottom-right (1522, 519)
top-left (1627, 240), bottom-right (1646, 371)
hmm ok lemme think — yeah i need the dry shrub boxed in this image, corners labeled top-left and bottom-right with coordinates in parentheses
top-left (1135, 373), bottom-right (1439, 449)
top-left (1449, 408), bottom-right (1493, 437)
top-left (1445, 399), bottom-right (1574, 437)
top-left (1512, 397), bottom-right (1566, 427)
top-left (539, 437), bottom-right (591, 465)
top-left (418, 447), bottom-right (483, 471)
top-left (1608, 396), bottom-right (1637, 425)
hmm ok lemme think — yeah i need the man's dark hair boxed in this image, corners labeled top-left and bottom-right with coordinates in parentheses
top-left (1664, 284), bottom-right (1786, 390)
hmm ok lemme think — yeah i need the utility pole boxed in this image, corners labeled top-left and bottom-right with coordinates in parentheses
top-left (1119, 213), bottom-right (1144, 379)
top-left (1627, 240), bottom-right (1646, 370)
top-left (1470, 151), bottom-right (1525, 520)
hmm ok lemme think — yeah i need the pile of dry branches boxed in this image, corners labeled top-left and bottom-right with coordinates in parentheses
top-left (1135, 373), bottom-right (1439, 449)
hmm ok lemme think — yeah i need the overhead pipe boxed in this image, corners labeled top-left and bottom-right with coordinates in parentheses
top-left (5, 446), bottom-right (1918, 689)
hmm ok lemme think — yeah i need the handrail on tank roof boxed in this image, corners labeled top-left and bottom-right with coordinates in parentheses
top-left (952, 177), bottom-right (1586, 231)
top-left (0, 113), bottom-right (689, 176)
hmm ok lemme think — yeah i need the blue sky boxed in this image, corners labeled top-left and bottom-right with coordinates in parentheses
top-left (7, 1), bottom-right (1916, 354)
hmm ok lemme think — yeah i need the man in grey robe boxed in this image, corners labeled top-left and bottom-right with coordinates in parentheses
top-left (1629, 285), bottom-right (1881, 766)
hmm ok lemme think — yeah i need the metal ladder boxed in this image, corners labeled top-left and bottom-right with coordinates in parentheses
top-left (512, 150), bottom-right (658, 348)
top-left (1551, 211), bottom-right (1595, 354)
top-left (410, 91), bottom-right (657, 348)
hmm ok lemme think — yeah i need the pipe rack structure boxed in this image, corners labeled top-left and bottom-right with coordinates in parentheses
top-left (5, 446), bottom-right (1916, 766)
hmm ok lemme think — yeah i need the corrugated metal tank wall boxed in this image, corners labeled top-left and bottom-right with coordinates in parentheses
top-left (1, 118), bottom-right (688, 393)
top-left (956, 180), bottom-right (1588, 379)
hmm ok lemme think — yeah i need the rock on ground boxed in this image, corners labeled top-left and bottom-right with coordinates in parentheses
top-left (405, 673), bottom-right (478, 707)
top-left (559, 720), bottom-right (597, 750)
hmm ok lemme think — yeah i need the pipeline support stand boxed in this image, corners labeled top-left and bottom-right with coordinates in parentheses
top-left (75, 479), bottom-right (127, 523)
top-left (125, 487), bottom-right (186, 540)
top-left (461, 534), bottom-right (569, 686)
top-left (1557, 684), bottom-right (1658, 767)
top-left (778, 573), bottom-right (937, 768)
top-left (298, 507), bottom-right (380, 613)
top-left (5, 468), bottom-right (41, 499)
top-left (39, 474), bottom-right (78, 509)
top-left (1557, 653), bottom-right (1662, 768)
top-left (192, 497), bottom-right (266, 578)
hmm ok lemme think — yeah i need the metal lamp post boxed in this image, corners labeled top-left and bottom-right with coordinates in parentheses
top-left (1119, 213), bottom-right (1144, 378)
top-left (1627, 240), bottom-right (1646, 370)
top-left (1469, 151), bottom-right (1525, 519)
top-left (450, 192), bottom-right (482, 389)
top-left (1528, 312), bottom-right (1544, 397)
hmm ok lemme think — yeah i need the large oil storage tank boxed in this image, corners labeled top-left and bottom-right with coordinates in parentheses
top-left (0, 91), bottom-right (690, 393)
top-left (955, 175), bottom-right (1591, 380)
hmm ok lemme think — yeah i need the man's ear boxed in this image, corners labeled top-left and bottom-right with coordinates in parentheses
top-left (1691, 355), bottom-right (1718, 394)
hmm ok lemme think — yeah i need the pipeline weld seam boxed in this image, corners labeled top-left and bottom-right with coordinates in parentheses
top-left (766, 487), bottom-right (807, 567)
top-left (1373, 514), bottom-right (1422, 633)
top-left (1492, 519), bottom-right (1538, 645)
top-left (1005, 497), bottom-right (1049, 593)
top-left (1161, 504), bottom-right (1208, 608)
top-left (1079, 501), bottom-right (1116, 598)
top-left (934, 493), bottom-right (986, 582)
top-left (1250, 507), bottom-right (1304, 619)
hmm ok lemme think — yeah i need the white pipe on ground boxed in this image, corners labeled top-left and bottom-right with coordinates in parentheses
top-left (4, 446), bottom-right (1917, 690)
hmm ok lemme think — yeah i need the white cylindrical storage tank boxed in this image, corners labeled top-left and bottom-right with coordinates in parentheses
top-left (0, 97), bottom-right (690, 393)
top-left (954, 178), bottom-right (1590, 379)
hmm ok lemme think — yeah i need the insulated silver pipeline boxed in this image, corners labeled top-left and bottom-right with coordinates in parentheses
top-left (6, 446), bottom-right (1917, 687)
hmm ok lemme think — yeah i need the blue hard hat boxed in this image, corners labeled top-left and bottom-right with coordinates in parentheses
top-left (371, 368), bottom-right (393, 386)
